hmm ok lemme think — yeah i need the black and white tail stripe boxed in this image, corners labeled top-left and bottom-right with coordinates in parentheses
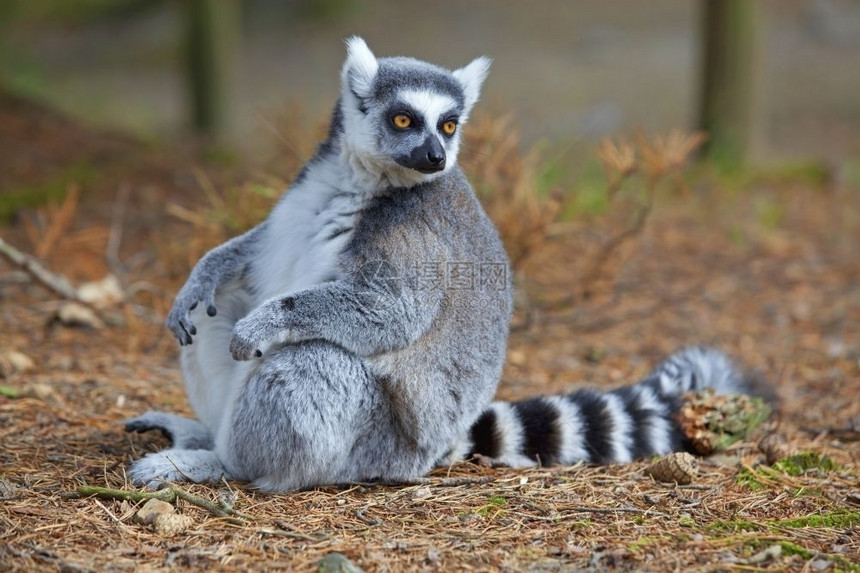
top-left (464, 347), bottom-right (758, 466)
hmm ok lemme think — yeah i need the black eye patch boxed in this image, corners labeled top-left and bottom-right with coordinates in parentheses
top-left (438, 114), bottom-right (460, 127)
top-left (386, 103), bottom-right (425, 130)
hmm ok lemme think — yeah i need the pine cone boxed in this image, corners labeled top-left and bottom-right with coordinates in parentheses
top-left (677, 390), bottom-right (772, 455)
top-left (645, 452), bottom-right (698, 485)
top-left (153, 513), bottom-right (194, 535)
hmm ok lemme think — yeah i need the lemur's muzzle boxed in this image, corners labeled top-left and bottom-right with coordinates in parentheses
top-left (403, 136), bottom-right (446, 174)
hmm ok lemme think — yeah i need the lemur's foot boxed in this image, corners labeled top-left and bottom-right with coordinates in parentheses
top-left (129, 449), bottom-right (227, 489)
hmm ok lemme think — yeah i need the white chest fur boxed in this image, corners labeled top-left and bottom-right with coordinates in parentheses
top-left (251, 171), bottom-right (364, 303)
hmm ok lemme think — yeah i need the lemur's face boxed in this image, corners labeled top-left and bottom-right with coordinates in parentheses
top-left (379, 86), bottom-right (462, 175)
top-left (339, 37), bottom-right (490, 186)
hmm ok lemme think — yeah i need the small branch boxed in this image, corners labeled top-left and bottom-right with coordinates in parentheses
top-left (0, 237), bottom-right (81, 302)
top-left (171, 486), bottom-right (255, 522)
top-left (261, 527), bottom-right (329, 542)
top-left (567, 505), bottom-right (661, 516)
top-left (76, 485), bottom-right (175, 503)
top-left (0, 237), bottom-right (110, 322)
top-left (271, 519), bottom-right (331, 542)
top-left (75, 485), bottom-right (253, 525)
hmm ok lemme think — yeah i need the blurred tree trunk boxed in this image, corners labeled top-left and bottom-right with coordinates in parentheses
top-left (697, 0), bottom-right (759, 169)
top-left (183, 0), bottom-right (240, 137)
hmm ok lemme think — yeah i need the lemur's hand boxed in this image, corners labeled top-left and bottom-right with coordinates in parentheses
top-left (167, 279), bottom-right (218, 345)
top-left (229, 297), bottom-right (304, 361)
top-left (229, 308), bottom-right (275, 361)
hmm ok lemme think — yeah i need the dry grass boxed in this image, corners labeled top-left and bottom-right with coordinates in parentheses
top-left (1, 101), bottom-right (859, 571)
top-left (1, 378), bottom-right (858, 572)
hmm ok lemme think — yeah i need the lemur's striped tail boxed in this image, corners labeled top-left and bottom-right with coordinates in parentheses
top-left (463, 347), bottom-right (762, 467)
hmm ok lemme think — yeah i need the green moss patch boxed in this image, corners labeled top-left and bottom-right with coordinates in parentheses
top-left (772, 452), bottom-right (839, 476)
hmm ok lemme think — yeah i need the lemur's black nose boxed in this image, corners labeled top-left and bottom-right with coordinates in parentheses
top-left (399, 135), bottom-right (447, 174)
top-left (427, 150), bottom-right (445, 165)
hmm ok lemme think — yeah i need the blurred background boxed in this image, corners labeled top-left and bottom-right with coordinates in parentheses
top-left (0, 0), bottom-right (859, 365)
top-left (1, 0), bottom-right (858, 168)
top-left (1, 0), bottom-right (859, 367)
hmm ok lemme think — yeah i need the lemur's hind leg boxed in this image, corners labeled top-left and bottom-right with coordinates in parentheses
top-left (125, 411), bottom-right (213, 450)
top-left (222, 340), bottom-right (432, 492)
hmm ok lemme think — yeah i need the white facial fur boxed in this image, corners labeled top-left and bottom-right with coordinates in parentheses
top-left (398, 90), bottom-right (458, 129)
top-left (398, 88), bottom-right (460, 176)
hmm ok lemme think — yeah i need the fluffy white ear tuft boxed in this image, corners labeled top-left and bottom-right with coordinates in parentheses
top-left (453, 56), bottom-right (491, 111)
top-left (341, 36), bottom-right (378, 99)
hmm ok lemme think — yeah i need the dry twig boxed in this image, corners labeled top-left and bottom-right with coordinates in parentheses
top-left (0, 237), bottom-right (84, 303)
top-left (75, 485), bottom-right (254, 525)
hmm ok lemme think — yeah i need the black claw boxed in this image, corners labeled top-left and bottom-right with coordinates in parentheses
top-left (254, 349), bottom-right (262, 358)
top-left (189, 325), bottom-right (197, 335)
top-left (189, 301), bottom-right (198, 310)
top-left (184, 333), bottom-right (193, 345)
top-left (207, 305), bottom-right (217, 317)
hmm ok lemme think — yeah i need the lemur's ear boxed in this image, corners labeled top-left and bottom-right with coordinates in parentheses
top-left (341, 37), bottom-right (378, 101)
top-left (453, 56), bottom-right (491, 113)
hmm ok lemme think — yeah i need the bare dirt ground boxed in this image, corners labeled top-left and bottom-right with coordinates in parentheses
top-left (1, 92), bottom-right (859, 572)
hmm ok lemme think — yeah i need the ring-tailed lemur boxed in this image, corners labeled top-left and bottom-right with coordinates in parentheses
top-left (125, 38), bottom-right (761, 491)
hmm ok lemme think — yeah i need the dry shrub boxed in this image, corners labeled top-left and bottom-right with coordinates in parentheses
top-left (459, 113), bottom-right (562, 271)
top-left (23, 184), bottom-right (80, 259)
top-left (19, 184), bottom-right (111, 282)
top-left (460, 115), bottom-right (705, 315)
top-left (162, 172), bottom-right (284, 275)
top-left (560, 130), bottom-right (707, 304)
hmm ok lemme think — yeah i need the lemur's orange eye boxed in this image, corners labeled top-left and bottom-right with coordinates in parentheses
top-left (393, 114), bottom-right (412, 129)
top-left (442, 120), bottom-right (457, 136)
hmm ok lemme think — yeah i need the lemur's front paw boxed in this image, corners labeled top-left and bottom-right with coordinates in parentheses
top-left (167, 281), bottom-right (218, 345)
top-left (229, 331), bottom-right (264, 361)
top-left (229, 313), bottom-right (275, 361)
top-left (229, 298), bottom-right (306, 361)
